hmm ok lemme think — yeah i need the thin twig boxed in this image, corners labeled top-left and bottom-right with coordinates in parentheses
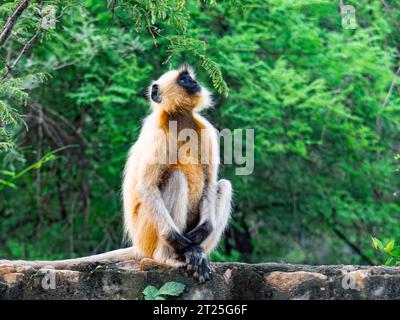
top-left (144, 16), bottom-right (158, 47)
top-left (331, 226), bottom-right (374, 265)
top-left (0, 30), bottom-right (41, 80)
top-left (0, 54), bottom-right (11, 70)
top-left (380, 0), bottom-right (391, 10)
top-left (381, 65), bottom-right (400, 109)
top-left (110, 0), bottom-right (118, 16)
top-left (376, 64), bottom-right (400, 135)
top-left (35, 102), bottom-right (44, 238)
top-left (53, 60), bottom-right (79, 71)
top-left (31, 102), bottom-right (90, 147)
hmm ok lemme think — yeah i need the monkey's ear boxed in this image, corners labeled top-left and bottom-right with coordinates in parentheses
top-left (150, 84), bottom-right (162, 103)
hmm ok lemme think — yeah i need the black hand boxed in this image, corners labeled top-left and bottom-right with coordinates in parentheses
top-left (183, 245), bottom-right (212, 283)
top-left (166, 230), bottom-right (193, 253)
top-left (185, 221), bottom-right (212, 246)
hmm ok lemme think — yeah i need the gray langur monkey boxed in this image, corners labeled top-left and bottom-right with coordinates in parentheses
top-left (122, 65), bottom-right (232, 282)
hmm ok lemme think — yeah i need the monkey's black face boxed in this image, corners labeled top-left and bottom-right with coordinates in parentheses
top-left (177, 71), bottom-right (201, 94)
top-left (151, 84), bottom-right (162, 103)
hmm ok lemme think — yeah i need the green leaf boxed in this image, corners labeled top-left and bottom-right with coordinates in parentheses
top-left (143, 285), bottom-right (159, 300)
top-left (384, 240), bottom-right (395, 254)
top-left (384, 258), bottom-right (393, 266)
top-left (390, 247), bottom-right (400, 259)
top-left (157, 281), bottom-right (186, 297)
top-left (0, 170), bottom-right (15, 177)
top-left (371, 237), bottom-right (384, 250)
top-left (0, 178), bottom-right (17, 189)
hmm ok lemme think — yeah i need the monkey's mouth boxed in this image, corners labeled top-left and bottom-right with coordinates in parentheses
top-left (184, 83), bottom-right (201, 94)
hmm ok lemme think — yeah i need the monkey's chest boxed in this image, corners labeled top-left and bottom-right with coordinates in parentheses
top-left (164, 115), bottom-right (206, 227)
top-left (169, 162), bottom-right (204, 207)
top-left (171, 137), bottom-right (205, 205)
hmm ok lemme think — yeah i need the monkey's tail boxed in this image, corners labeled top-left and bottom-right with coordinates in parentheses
top-left (0, 247), bottom-right (140, 269)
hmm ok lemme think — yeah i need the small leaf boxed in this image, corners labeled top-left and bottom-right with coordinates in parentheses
top-left (384, 240), bottom-right (395, 254)
top-left (157, 281), bottom-right (186, 297)
top-left (384, 258), bottom-right (393, 266)
top-left (390, 247), bottom-right (400, 259)
top-left (154, 296), bottom-right (166, 300)
top-left (371, 237), bottom-right (384, 250)
top-left (143, 285), bottom-right (159, 300)
top-left (0, 178), bottom-right (17, 189)
top-left (0, 170), bottom-right (15, 177)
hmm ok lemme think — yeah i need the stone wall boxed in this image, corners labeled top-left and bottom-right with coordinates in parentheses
top-left (1, 251), bottom-right (399, 299)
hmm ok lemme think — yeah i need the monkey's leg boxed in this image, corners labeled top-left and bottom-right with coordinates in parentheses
top-left (186, 179), bottom-right (232, 250)
top-left (150, 170), bottom-right (189, 268)
top-left (185, 179), bottom-right (232, 282)
top-left (202, 179), bottom-right (232, 253)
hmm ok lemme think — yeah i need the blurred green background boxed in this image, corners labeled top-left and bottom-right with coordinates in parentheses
top-left (1, 0), bottom-right (400, 265)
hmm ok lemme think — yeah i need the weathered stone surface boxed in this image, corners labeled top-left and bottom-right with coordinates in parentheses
top-left (1, 254), bottom-right (400, 300)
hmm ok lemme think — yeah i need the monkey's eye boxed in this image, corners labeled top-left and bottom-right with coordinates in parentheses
top-left (179, 74), bottom-right (190, 85)
top-left (179, 73), bottom-right (196, 86)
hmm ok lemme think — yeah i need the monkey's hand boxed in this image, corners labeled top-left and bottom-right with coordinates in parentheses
top-left (185, 221), bottom-right (212, 246)
top-left (183, 245), bottom-right (211, 283)
top-left (166, 230), bottom-right (193, 252)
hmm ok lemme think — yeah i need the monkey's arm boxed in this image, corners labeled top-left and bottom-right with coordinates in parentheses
top-left (137, 162), bottom-right (193, 253)
top-left (185, 182), bottom-right (217, 246)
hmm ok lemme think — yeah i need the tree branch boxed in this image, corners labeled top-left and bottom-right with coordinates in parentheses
top-left (331, 226), bottom-right (374, 265)
top-left (0, 0), bottom-right (30, 47)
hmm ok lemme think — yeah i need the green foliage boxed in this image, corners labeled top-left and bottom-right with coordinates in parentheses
top-left (0, 78), bottom-right (27, 150)
top-left (211, 248), bottom-right (242, 262)
top-left (110, 0), bottom-right (228, 95)
top-left (0, 0), bottom-right (227, 152)
top-left (0, 146), bottom-right (67, 190)
top-left (0, 0), bottom-right (56, 150)
top-left (167, 36), bottom-right (229, 96)
top-left (371, 237), bottom-right (400, 266)
top-left (143, 281), bottom-right (186, 300)
top-left (118, 0), bottom-right (189, 33)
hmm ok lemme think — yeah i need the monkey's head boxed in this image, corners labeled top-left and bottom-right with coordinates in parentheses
top-left (148, 65), bottom-right (212, 113)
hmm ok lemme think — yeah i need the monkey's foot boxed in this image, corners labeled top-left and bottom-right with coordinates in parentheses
top-left (139, 258), bottom-right (185, 271)
top-left (184, 246), bottom-right (211, 283)
top-left (139, 258), bottom-right (172, 271)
